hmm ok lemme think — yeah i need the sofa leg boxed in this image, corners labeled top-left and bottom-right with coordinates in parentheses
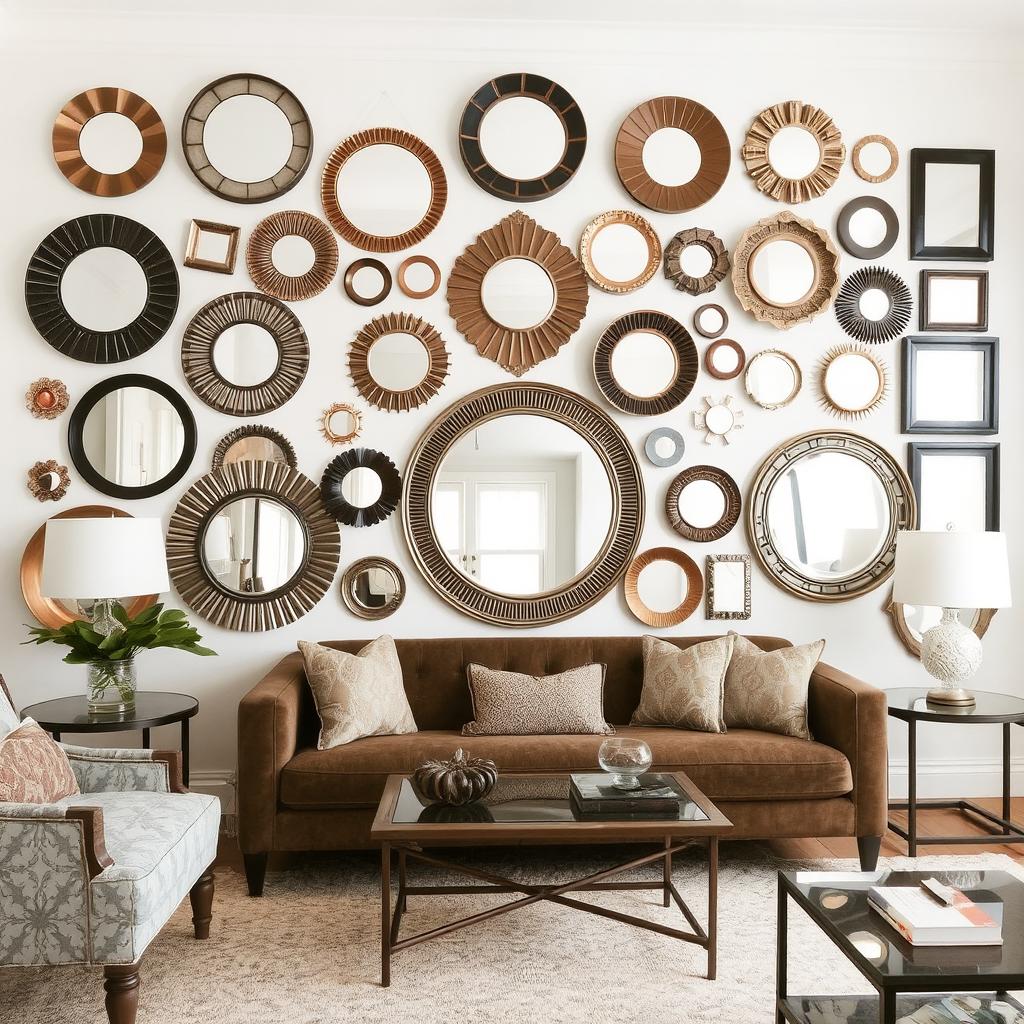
top-left (190, 867), bottom-right (215, 938)
top-left (244, 852), bottom-right (268, 897)
top-left (104, 963), bottom-right (140, 1024)
top-left (857, 835), bottom-right (881, 871)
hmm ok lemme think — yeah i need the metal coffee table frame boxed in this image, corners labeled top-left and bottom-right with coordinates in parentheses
top-left (371, 771), bottom-right (732, 987)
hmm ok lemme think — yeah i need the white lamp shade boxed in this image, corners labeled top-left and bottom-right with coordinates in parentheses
top-left (41, 518), bottom-right (170, 599)
top-left (892, 530), bottom-right (1012, 609)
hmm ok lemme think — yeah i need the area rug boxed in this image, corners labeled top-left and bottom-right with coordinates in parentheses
top-left (1, 846), bottom-right (1020, 1024)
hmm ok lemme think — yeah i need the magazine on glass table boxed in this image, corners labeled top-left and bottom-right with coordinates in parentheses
top-left (868, 883), bottom-right (1003, 946)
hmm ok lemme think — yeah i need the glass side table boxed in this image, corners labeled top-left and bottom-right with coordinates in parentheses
top-left (886, 687), bottom-right (1024, 856)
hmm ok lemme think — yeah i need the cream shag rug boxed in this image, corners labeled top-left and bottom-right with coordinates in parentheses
top-left (2, 846), bottom-right (1020, 1024)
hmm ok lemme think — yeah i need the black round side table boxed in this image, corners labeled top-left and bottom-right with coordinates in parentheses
top-left (886, 687), bottom-right (1024, 856)
top-left (20, 691), bottom-right (199, 786)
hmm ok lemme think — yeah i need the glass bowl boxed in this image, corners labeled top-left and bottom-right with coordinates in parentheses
top-left (598, 737), bottom-right (653, 790)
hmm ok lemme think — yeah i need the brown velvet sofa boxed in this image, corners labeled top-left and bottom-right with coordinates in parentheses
top-left (237, 635), bottom-right (887, 894)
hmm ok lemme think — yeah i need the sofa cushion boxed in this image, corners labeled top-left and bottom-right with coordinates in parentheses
top-left (279, 726), bottom-right (853, 809)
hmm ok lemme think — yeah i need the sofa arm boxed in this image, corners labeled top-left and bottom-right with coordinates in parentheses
top-left (0, 803), bottom-right (112, 879)
top-left (61, 745), bottom-right (186, 794)
top-left (808, 661), bottom-right (888, 837)
top-left (237, 651), bottom-right (306, 854)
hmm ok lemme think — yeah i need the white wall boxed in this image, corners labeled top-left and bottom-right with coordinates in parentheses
top-left (2, 3), bottom-right (1021, 810)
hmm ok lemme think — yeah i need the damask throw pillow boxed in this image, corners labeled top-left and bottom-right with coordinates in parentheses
top-left (631, 635), bottom-right (735, 733)
top-left (462, 663), bottom-right (613, 736)
top-left (0, 718), bottom-right (79, 803)
top-left (723, 632), bottom-right (825, 740)
top-left (298, 636), bottom-right (417, 749)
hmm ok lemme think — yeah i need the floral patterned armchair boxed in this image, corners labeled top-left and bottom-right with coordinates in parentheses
top-left (0, 680), bottom-right (218, 1024)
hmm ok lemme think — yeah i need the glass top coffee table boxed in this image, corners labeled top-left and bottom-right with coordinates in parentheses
top-left (370, 771), bottom-right (732, 987)
top-left (777, 868), bottom-right (1024, 1024)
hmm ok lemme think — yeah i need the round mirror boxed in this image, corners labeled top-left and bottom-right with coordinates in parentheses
top-left (432, 413), bottom-right (613, 596)
top-left (644, 427), bottom-right (685, 468)
top-left (693, 303), bottom-right (727, 339)
top-left (341, 557), bottom-right (406, 620)
top-left (580, 212), bottom-right (661, 293)
top-left (367, 333), bottom-right (430, 392)
top-left (853, 136), bottom-right (898, 183)
top-left (848, 208), bottom-right (888, 249)
top-left (858, 142), bottom-right (893, 178)
top-left (335, 143), bottom-right (433, 238)
top-left (321, 448), bottom-right (402, 528)
top-left (824, 352), bottom-right (883, 412)
top-left (750, 239), bottom-right (816, 306)
top-left (768, 125), bottom-right (822, 180)
top-left (320, 403), bottom-right (362, 445)
top-left (60, 247), bottom-right (148, 332)
top-left (858, 288), bottom-right (891, 321)
top-left (835, 266), bottom-right (912, 345)
top-left (481, 258), bottom-right (555, 330)
top-left (837, 196), bottom-right (899, 260)
top-left (479, 96), bottom-right (566, 181)
top-left (637, 559), bottom-right (686, 613)
top-left (271, 235), bottom-right (316, 277)
top-left (745, 350), bottom-right (802, 410)
top-left (212, 324), bottom-right (280, 387)
top-left (78, 113), bottom-right (143, 175)
top-left (344, 258), bottom-right (391, 306)
top-left (341, 466), bottom-right (383, 508)
top-left (397, 256), bottom-right (440, 299)
top-left (677, 479), bottom-right (726, 528)
top-left (610, 331), bottom-right (678, 399)
top-left (679, 244), bottom-right (714, 278)
top-left (667, 466), bottom-right (741, 542)
top-left (69, 374), bottom-right (197, 499)
top-left (624, 547), bottom-right (702, 627)
top-left (642, 127), bottom-right (701, 185)
top-left (705, 339), bottom-right (745, 381)
top-left (354, 264), bottom-right (386, 294)
top-left (705, 403), bottom-right (736, 435)
top-left (202, 496), bottom-right (306, 595)
top-left (213, 426), bottom-right (296, 470)
top-left (203, 94), bottom-right (294, 184)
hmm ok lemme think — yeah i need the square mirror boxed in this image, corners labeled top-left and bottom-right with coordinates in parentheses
top-left (184, 219), bottom-right (240, 275)
top-left (705, 554), bottom-right (750, 620)
top-left (901, 336), bottom-right (998, 434)
top-left (910, 149), bottom-right (994, 261)
top-left (920, 270), bottom-right (988, 331)
top-left (908, 442), bottom-right (999, 531)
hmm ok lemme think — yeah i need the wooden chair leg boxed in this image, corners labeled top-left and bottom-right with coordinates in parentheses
top-left (189, 867), bottom-right (215, 939)
top-left (103, 964), bottom-right (140, 1024)
top-left (243, 852), bottom-right (268, 897)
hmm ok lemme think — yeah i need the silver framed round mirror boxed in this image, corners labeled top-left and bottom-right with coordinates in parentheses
top-left (744, 349), bottom-right (802, 410)
top-left (644, 427), bottom-right (685, 468)
top-left (341, 556), bottom-right (406, 620)
top-left (748, 430), bottom-right (917, 602)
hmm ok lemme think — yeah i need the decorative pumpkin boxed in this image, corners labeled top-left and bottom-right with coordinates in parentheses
top-left (413, 748), bottom-right (498, 806)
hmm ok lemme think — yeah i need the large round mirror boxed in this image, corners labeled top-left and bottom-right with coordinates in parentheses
top-left (479, 97), bottom-right (566, 181)
top-left (748, 431), bottom-right (916, 601)
top-left (202, 496), bottom-right (306, 595)
top-left (60, 248), bottom-right (148, 332)
top-left (212, 323), bottom-right (280, 387)
top-left (68, 374), bottom-right (197, 499)
top-left (481, 258), bottom-right (555, 330)
top-left (203, 95), bottom-right (293, 184)
top-left (341, 556), bottom-right (406, 620)
top-left (745, 349), bottom-right (802, 410)
top-left (432, 413), bottom-right (613, 597)
top-left (750, 239), bottom-right (816, 305)
top-left (624, 547), bottom-right (702, 628)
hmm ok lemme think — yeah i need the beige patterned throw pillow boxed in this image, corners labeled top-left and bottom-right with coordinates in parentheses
top-left (463, 663), bottom-right (613, 736)
top-left (299, 636), bottom-right (417, 749)
top-left (723, 632), bottom-right (824, 740)
top-left (631, 635), bottom-right (734, 734)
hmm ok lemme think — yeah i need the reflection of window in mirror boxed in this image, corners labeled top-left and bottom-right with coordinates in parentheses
top-left (924, 162), bottom-right (981, 248)
top-left (341, 466), bottom-right (384, 509)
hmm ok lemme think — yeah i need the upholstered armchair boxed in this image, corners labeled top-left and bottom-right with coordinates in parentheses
top-left (0, 741), bottom-right (219, 1024)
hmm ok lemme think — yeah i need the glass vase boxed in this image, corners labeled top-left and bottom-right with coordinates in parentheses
top-left (87, 659), bottom-right (137, 714)
top-left (598, 737), bottom-right (653, 790)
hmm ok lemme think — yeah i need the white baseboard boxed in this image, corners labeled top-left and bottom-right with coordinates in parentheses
top-left (888, 757), bottom-right (1024, 800)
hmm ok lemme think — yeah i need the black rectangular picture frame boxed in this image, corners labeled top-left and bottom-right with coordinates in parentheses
top-left (919, 270), bottom-right (989, 332)
top-left (909, 148), bottom-right (995, 261)
top-left (901, 336), bottom-right (999, 434)
top-left (907, 441), bottom-right (1000, 531)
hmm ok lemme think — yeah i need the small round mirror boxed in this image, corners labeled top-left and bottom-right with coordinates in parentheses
top-left (750, 239), bottom-right (816, 306)
top-left (479, 96), bottom-right (566, 181)
top-left (341, 557), bottom-right (406, 620)
top-left (202, 496), bottom-right (306, 594)
top-left (821, 348), bottom-right (886, 417)
top-left (60, 247), bottom-right (148, 332)
top-left (693, 303), bottom-right (727, 339)
top-left (610, 331), bottom-right (678, 399)
top-left (641, 127), bottom-right (701, 185)
top-left (745, 350), bottom-right (802, 410)
top-left (679, 244), bottom-right (714, 279)
top-left (335, 143), bottom-right (433, 238)
top-left (367, 333), bottom-right (430, 392)
top-left (588, 221), bottom-right (654, 289)
top-left (213, 323), bottom-right (280, 387)
top-left (481, 258), bottom-right (555, 330)
top-left (857, 141), bottom-right (895, 179)
top-left (341, 466), bottom-right (383, 508)
top-left (329, 408), bottom-right (358, 440)
top-left (677, 479), bottom-right (727, 528)
top-left (271, 235), bottom-right (316, 278)
top-left (847, 208), bottom-right (888, 249)
top-left (78, 113), bottom-right (143, 175)
top-left (768, 125), bottom-right (822, 179)
top-left (705, 340), bottom-right (745, 380)
top-left (203, 94), bottom-right (294, 183)
top-left (398, 257), bottom-right (439, 298)
top-left (858, 288), bottom-right (891, 322)
top-left (704, 404), bottom-right (735, 434)
top-left (625, 547), bottom-right (702, 627)
top-left (667, 466), bottom-right (741, 542)
top-left (644, 427), bottom-right (685, 468)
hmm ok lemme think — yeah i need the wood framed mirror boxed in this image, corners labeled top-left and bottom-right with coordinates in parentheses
top-left (181, 73), bottom-right (312, 204)
top-left (835, 266), bottom-right (912, 344)
top-left (920, 270), bottom-right (988, 332)
top-left (246, 209), bottom-right (338, 301)
top-left (748, 430), bottom-right (917, 602)
top-left (211, 425), bottom-right (297, 470)
top-left (321, 127), bottom-right (446, 252)
top-left (705, 554), bottom-right (751, 621)
top-left (167, 461), bottom-right (339, 631)
top-left (182, 291), bottom-right (309, 416)
top-left (836, 196), bottom-right (899, 260)
top-left (321, 448), bottom-right (402, 528)
top-left (579, 210), bottom-right (661, 293)
top-left (402, 382), bottom-right (644, 627)
top-left (885, 591), bottom-right (996, 659)
top-left (901, 337), bottom-right (998, 435)
top-left (26, 214), bottom-right (178, 363)
top-left (818, 345), bottom-right (888, 421)
top-left (341, 557), bottom-right (406, 620)
top-left (624, 547), bottom-right (703, 628)
top-left (731, 211), bottom-right (839, 329)
top-left (447, 211), bottom-right (588, 376)
top-left (664, 228), bottom-right (729, 295)
top-left (852, 135), bottom-right (898, 183)
top-left (704, 338), bottom-right (746, 381)
top-left (910, 148), bottom-right (994, 261)
top-left (667, 465), bottom-right (741, 542)
top-left (693, 303), bottom-right (728, 340)
top-left (593, 310), bottom-right (698, 416)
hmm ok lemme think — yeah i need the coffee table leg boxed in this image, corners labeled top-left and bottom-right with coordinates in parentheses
top-left (776, 876), bottom-right (787, 1024)
top-left (881, 987), bottom-right (895, 1024)
top-left (707, 836), bottom-right (718, 981)
top-left (907, 718), bottom-right (918, 857)
top-left (398, 848), bottom-right (407, 914)
top-left (663, 836), bottom-right (671, 908)
top-left (381, 843), bottom-right (391, 987)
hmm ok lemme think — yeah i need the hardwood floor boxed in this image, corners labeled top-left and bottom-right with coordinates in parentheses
top-left (214, 795), bottom-right (1024, 874)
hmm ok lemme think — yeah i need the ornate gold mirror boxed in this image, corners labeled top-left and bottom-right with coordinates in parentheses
top-left (320, 403), bottom-right (362, 445)
top-left (818, 345), bottom-right (888, 420)
top-left (748, 430), bottom-right (916, 602)
top-left (578, 211), bottom-right (660, 293)
top-left (26, 378), bottom-right (69, 419)
top-left (341, 557), bottom-right (406, 620)
top-left (624, 547), bottom-right (702, 628)
top-left (403, 382), bottom-right (644, 626)
top-left (705, 554), bottom-right (751, 620)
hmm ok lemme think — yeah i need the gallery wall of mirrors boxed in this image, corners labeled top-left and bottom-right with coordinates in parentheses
top-left (19, 61), bottom-right (1002, 652)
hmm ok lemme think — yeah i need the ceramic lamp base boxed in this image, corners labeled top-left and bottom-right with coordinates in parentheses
top-left (925, 686), bottom-right (976, 707)
top-left (920, 608), bottom-right (982, 709)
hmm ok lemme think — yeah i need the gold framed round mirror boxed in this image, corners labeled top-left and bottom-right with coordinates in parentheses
top-left (818, 345), bottom-right (888, 420)
top-left (578, 211), bottom-right (661, 294)
top-left (667, 466), bottom-right (742, 542)
top-left (624, 547), bottom-right (703, 628)
top-left (246, 210), bottom-right (338, 301)
top-left (341, 557), bottom-right (406, 620)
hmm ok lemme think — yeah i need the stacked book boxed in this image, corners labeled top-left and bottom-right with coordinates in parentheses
top-left (868, 881), bottom-right (1003, 946)
top-left (569, 772), bottom-right (685, 819)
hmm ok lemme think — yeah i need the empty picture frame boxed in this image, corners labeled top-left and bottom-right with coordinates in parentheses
top-left (908, 442), bottom-right (1000, 531)
top-left (919, 270), bottom-right (988, 332)
top-left (705, 554), bottom-right (750, 620)
top-left (184, 219), bottom-right (240, 274)
top-left (901, 337), bottom-right (998, 434)
top-left (909, 148), bottom-right (994, 261)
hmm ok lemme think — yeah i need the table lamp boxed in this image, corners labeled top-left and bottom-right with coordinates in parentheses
top-left (892, 529), bottom-right (1011, 706)
top-left (41, 517), bottom-right (170, 635)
